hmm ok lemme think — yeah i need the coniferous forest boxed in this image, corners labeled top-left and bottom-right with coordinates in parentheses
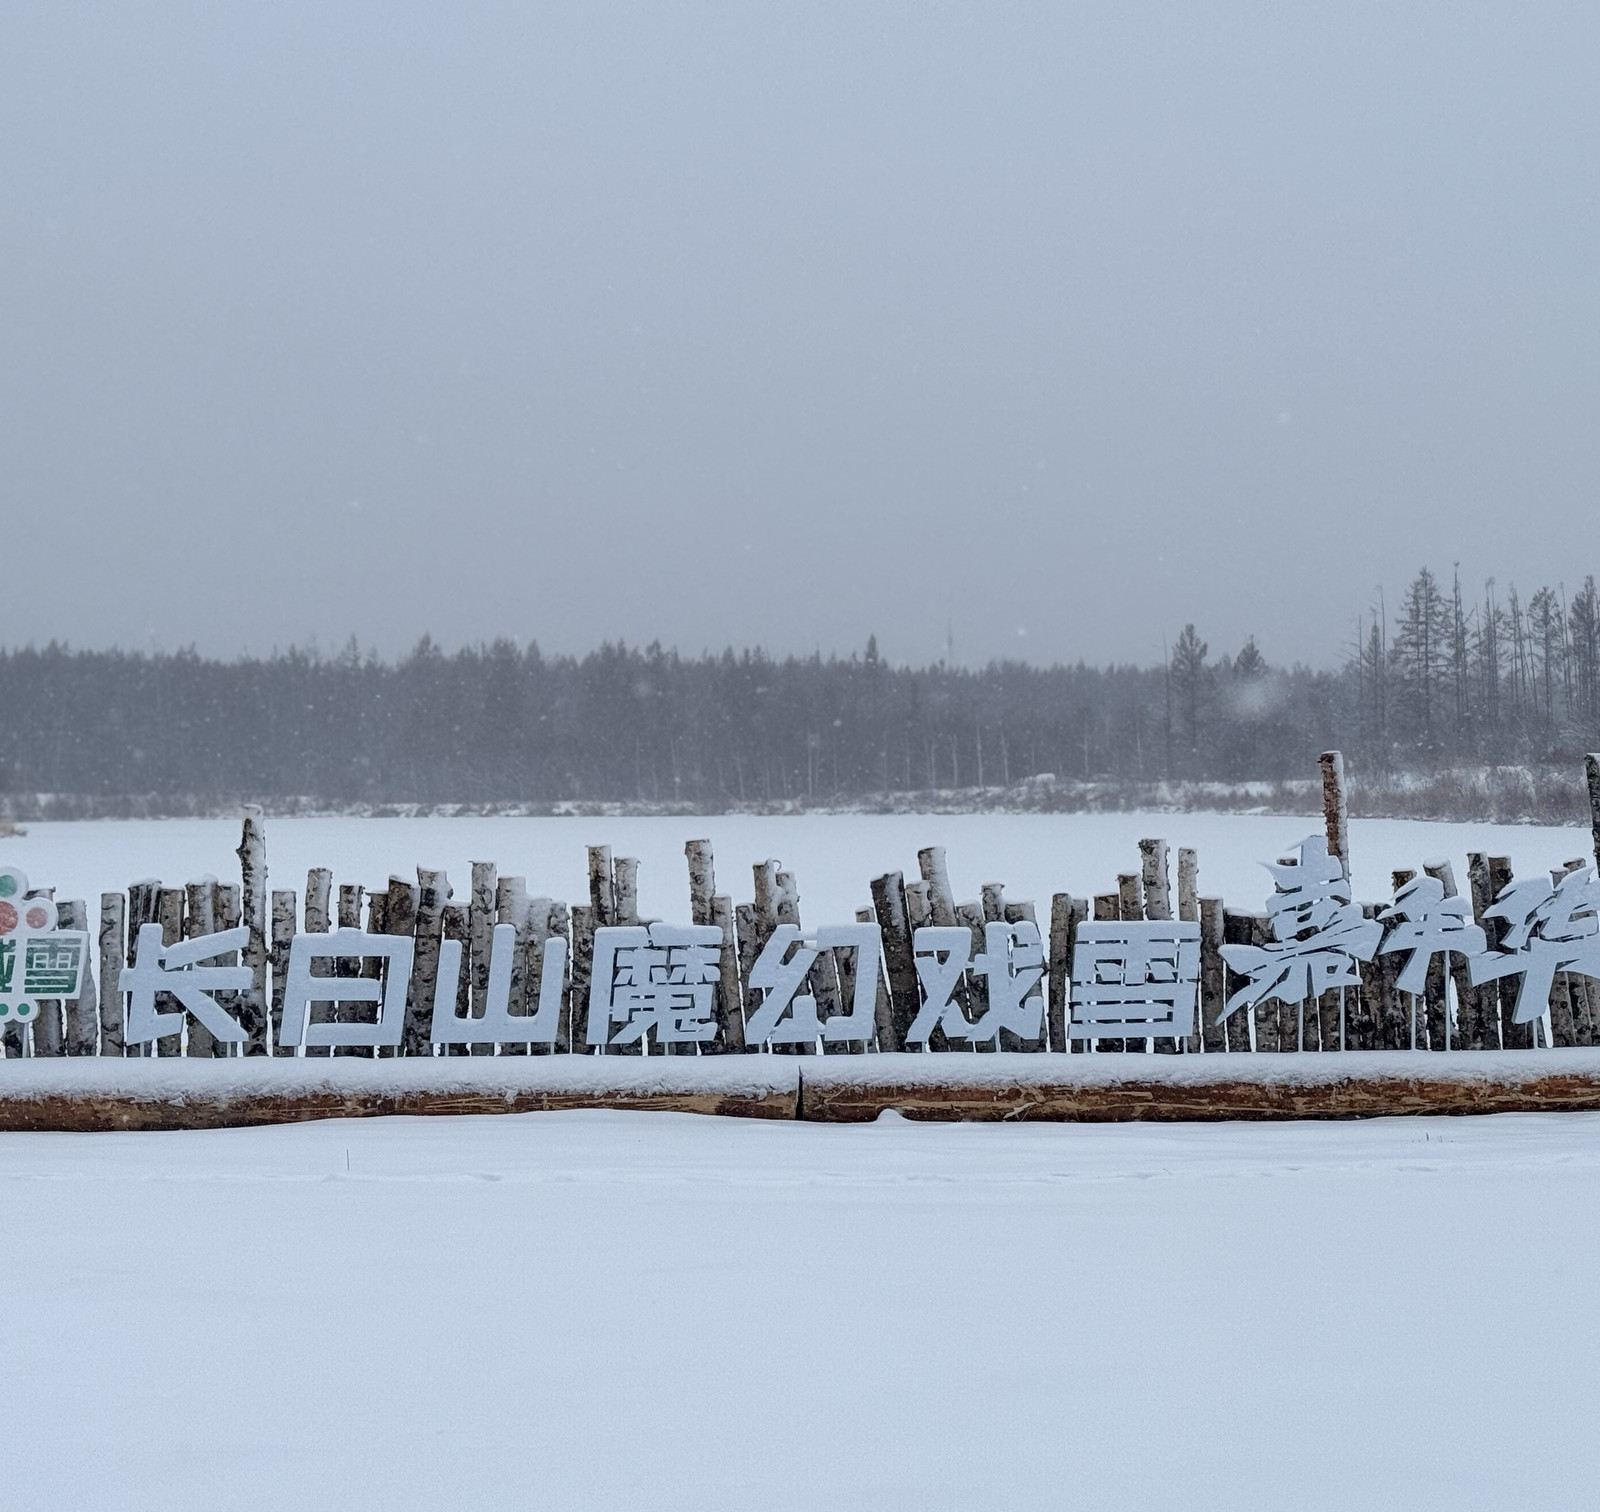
top-left (5, 568), bottom-right (1600, 816)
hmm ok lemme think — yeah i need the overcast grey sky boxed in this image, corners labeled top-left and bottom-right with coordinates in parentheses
top-left (3, 3), bottom-right (1596, 669)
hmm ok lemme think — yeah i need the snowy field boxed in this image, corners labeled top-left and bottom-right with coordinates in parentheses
top-left (9, 810), bottom-right (1598, 917)
top-left (5, 1108), bottom-right (1600, 1510)
top-left (9, 812), bottom-right (1600, 1509)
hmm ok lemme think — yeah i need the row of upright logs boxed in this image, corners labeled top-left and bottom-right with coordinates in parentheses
top-left (8, 752), bottom-right (1600, 1058)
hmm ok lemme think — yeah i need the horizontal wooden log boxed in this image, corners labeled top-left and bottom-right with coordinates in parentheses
top-left (9, 1050), bottom-right (1600, 1128)
top-left (0, 1059), bottom-right (799, 1132)
top-left (797, 1050), bottom-right (1600, 1123)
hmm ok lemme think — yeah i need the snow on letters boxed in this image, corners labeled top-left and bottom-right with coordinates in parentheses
top-left (1220, 836), bottom-right (1382, 1020)
top-left (125, 922), bottom-right (253, 1045)
top-left (278, 930), bottom-right (414, 1049)
top-left (743, 923), bottom-right (881, 1045)
top-left (1379, 875), bottom-right (1487, 995)
top-left (0, 866), bottom-right (89, 1027)
top-left (586, 923), bottom-right (724, 1048)
top-left (1068, 920), bottom-right (1201, 1040)
top-left (1467, 864), bottom-right (1600, 1025)
top-left (908, 922), bottom-right (1046, 1045)
top-left (433, 923), bottom-right (569, 1046)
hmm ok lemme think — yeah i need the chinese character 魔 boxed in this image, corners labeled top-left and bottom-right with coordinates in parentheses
top-left (587, 924), bottom-right (724, 1048)
top-left (1219, 836), bottom-right (1381, 1021)
top-left (1467, 865), bottom-right (1600, 1025)
top-left (1069, 920), bottom-right (1201, 1040)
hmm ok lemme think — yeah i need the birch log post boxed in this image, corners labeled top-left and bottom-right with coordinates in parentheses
top-left (1115, 873), bottom-right (1148, 1053)
top-left (217, 870), bottom-right (244, 1049)
top-left (1249, 914), bottom-right (1282, 1053)
top-left (1391, 868), bottom-right (1424, 1049)
top-left (1138, 841), bottom-right (1180, 1054)
top-left (613, 857), bottom-right (639, 925)
top-left (869, 871), bottom-right (918, 1052)
top-left (98, 892), bottom-right (126, 1057)
top-left (184, 879), bottom-right (219, 1058)
top-left (303, 869), bottom-right (333, 1058)
top-left (1558, 858), bottom-right (1599, 1045)
top-left (270, 889), bottom-right (296, 1054)
top-left (1220, 911), bottom-right (1254, 1054)
top-left (1092, 893), bottom-right (1123, 1053)
top-left (569, 903), bottom-right (595, 1054)
top-left (522, 897), bottom-right (552, 1056)
top-left (588, 847), bottom-right (616, 929)
top-left (27, 889), bottom-right (63, 1056)
top-left (1586, 754), bottom-right (1600, 873)
top-left (855, 904), bottom-right (896, 1050)
top-left (216, 883), bottom-right (242, 1052)
top-left (1139, 839), bottom-right (1172, 923)
top-left (735, 902), bottom-right (759, 1037)
top-left (442, 902), bottom-right (471, 1043)
top-left (1199, 897), bottom-right (1226, 1053)
top-left (1046, 894), bottom-right (1074, 1052)
top-left (123, 881), bottom-right (160, 1058)
top-left (1547, 864), bottom-right (1580, 1048)
top-left (491, 878), bottom-right (529, 1057)
top-left (1347, 904), bottom-right (1381, 1051)
top-left (333, 884), bottom-right (364, 1058)
top-left (548, 901), bottom-right (574, 1052)
top-left (1316, 750), bottom-right (1353, 1052)
top-left (710, 895), bottom-right (744, 1053)
top-left (236, 807), bottom-right (269, 1055)
top-left (973, 882), bottom-right (1004, 1049)
top-left (1320, 750), bottom-right (1350, 879)
top-left (771, 870), bottom-right (810, 1054)
top-left (685, 841), bottom-right (716, 926)
top-left (60, 900), bottom-right (98, 1056)
top-left (1001, 899), bottom-right (1044, 1052)
top-left (380, 877), bottom-right (416, 1058)
top-left (468, 862), bottom-right (496, 1058)
top-left (407, 869), bottom-right (448, 1059)
top-left (1426, 859), bottom-right (1484, 1050)
top-left (1490, 856), bottom-right (1527, 1048)
top-left (921, 846), bottom-right (977, 1049)
top-left (1177, 850), bottom-right (1200, 1052)
top-left (154, 887), bottom-right (185, 1057)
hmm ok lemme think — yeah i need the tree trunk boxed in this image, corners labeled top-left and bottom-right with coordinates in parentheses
top-left (235, 807), bottom-right (270, 1056)
top-left (98, 892), bottom-right (126, 1057)
top-left (183, 878), bottom-right (219, 1057)
top-left (60, 900), bottom-right (98, 1056)
top-left (270, 889), bottom-right (296, 1055)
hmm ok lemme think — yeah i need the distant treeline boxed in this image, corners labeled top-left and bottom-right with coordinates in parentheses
top-left (4, 567), bottom-right (1600, 810)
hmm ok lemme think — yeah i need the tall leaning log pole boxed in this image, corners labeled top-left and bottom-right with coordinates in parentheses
top-left (1319, 751), bottom-right (1350, 881)
top-left (1584, 754), bottom-right (1600, 874)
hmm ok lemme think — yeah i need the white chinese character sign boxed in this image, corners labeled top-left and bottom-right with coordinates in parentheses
top-left (0, 866), bottom-right (89, 1028)
top-left (1468, 865), bottom-right (1600, 1024)
top-left (744, 923), bottom-right (880, 1045)
top-left (1220, 836), bottom-right (1382, 1022)
top-left (909, 922), bottom-right (1046, 1045)
top-left (587, 924), bottom-right (724, 1048)
top-left (1069, 920), bottom-right (1201, 1040)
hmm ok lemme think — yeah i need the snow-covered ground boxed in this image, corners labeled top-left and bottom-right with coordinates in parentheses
top-left (9, 811), bottom-right (1597, 917)
top-left (6, 1107), bottom-right (1599, 1510)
